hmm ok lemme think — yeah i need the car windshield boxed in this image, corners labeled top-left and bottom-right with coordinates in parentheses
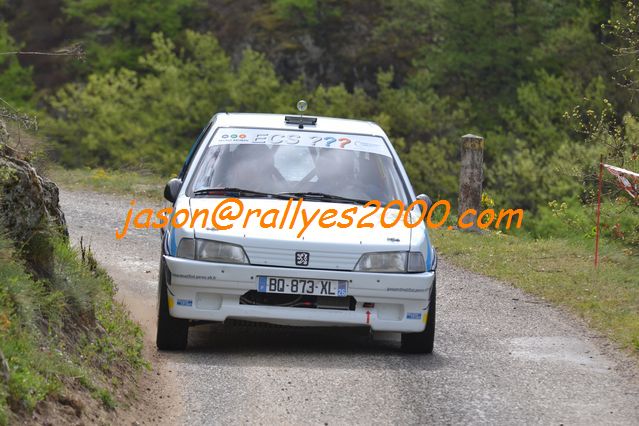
top-left (188, 128), bottom-right (408, 204)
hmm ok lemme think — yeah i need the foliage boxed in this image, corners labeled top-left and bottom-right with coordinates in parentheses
top-left (63, 0), bottom-right (196, 71)
top-left (606, 0), bottom-right (639, 94)
top-left (561, 1), bottom-right (639, 248)
top-left (0, 231), bottom-right (145, 423)
top-left (0, 22), bottom-right (34, 108)
top-left (45, 31), bottom-right (465, 181)
top-left (46, 31), bottom-right (235, 174)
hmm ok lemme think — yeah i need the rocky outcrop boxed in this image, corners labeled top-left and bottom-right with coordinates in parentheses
top-left (0, 146), bottom-right (67, 277)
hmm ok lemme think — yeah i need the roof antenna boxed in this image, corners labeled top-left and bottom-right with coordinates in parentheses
top-left (297, 99), bottom-right (308, 129)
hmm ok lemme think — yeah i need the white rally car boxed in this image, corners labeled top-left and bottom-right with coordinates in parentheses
top-left (157, 110), bottom-right (437, 353)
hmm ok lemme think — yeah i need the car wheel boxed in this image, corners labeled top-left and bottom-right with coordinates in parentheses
top-left (156, 259), bottom-right (189, 350)
top-left (401, 279), bottom-right (436, 354)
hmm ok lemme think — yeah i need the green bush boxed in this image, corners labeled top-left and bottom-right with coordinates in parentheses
top-left (524, 198), bottom-right (639, 250)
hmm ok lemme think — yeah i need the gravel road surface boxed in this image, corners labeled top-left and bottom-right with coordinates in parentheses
top-left (60, 189), bottom-right (639, 425)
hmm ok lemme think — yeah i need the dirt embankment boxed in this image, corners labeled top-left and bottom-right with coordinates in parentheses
top-left (0, 148), bottom-right (177, 425)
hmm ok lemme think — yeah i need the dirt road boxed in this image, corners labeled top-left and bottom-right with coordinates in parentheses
top-left (60, 189), bottom-right (639, 425)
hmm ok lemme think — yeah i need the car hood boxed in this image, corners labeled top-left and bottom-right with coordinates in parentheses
top-left (188, 197), bottom-right (412, 270)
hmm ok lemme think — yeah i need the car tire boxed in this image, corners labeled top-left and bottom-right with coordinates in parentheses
top-left (401, 279), bottom-right (436, 354)
top-left (156, 260), bottom-right (189, 350)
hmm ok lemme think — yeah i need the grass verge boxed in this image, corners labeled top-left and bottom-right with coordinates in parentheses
top-left (430, 228), bottom-right (639, 353)
top-left (46, 166), bottom-right (166, 201)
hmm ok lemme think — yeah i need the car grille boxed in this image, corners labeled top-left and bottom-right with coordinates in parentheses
top-left (244, 246), bottom-right (360, 270)
top-left (239, 290), bottom-right (356, 311)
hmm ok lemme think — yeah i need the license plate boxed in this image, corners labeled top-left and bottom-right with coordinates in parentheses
top-left (257, 276), bottom-right (348, 297)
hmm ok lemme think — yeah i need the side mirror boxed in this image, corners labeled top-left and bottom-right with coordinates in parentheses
top-left (164, 178), bottom-right (183, 203)
top-left (416, 194), bottom-right (432, 212)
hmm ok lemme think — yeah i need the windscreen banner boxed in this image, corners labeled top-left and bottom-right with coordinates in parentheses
top-left (210, 127), bottom-right (392, 157)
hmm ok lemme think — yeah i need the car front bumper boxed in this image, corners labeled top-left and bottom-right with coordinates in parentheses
top-left (163, 256), bottom-right (435, 333)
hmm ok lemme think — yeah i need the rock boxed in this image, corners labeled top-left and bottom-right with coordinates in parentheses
top-left (0, 146), bottom-right (67, 277)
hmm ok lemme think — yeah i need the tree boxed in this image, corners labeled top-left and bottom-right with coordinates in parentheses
top-left (0, 22), bottom-right (34, 107)
top-left (63, 0), bottom-right (196, 71)
top-left (47, 31), bottom-right (232, 173)
top-left (420, 0), bottom-right (605, 128)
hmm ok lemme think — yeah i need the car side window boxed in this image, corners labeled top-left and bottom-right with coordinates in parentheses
top-left (178, 122), bottom-right (212, 180)
top-left (189, 145), bottom-right (225, 190)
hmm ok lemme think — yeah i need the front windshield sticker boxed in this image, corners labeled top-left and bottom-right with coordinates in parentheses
top-left (209, 128), bottom-right (391, 157)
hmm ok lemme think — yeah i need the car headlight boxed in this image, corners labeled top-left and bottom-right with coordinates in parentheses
top-left (197, 239), bottom-right (249, 264)
top-left (176, 238), bottom-right (249, 264)
top-left (354, 251), bottom-right (425, 273)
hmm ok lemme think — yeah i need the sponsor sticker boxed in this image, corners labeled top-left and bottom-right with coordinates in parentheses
top-left (176, 299), bottom-right (193, 307)
top-left (406, 312), bottom-right (422, 320)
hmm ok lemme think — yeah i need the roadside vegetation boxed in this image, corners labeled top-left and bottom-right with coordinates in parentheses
top-left (47, 165), bottom-right (167, 201)
top-left (430, 228), bottom-right (639, 352)
top-left (0, 231), bottom-right (145, 425)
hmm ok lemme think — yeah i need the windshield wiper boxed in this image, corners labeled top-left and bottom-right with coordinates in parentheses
top-left (193, 187), bottom-right (287, 199)
top-left (277, 191), bottom-right (370, 206)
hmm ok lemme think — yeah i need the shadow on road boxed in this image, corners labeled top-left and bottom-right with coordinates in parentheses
top-left (158, 322), bottom-right (447, 372)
